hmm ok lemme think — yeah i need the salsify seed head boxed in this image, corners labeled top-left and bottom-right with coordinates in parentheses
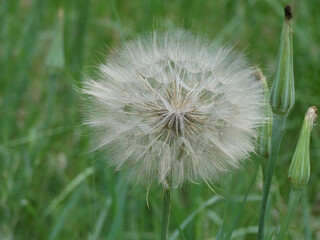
top-left (82, 30), bottom-right (265, 188)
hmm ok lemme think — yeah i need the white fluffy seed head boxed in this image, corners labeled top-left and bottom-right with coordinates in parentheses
top-left (82, 30), bottom-right (265, 188)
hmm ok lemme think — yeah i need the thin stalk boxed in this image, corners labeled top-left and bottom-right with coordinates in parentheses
top-left (276, 187), bottom-right (303, 240)
top-left (161, 188), bottom-right (172, 240)
top-left (258, 114), bottom-right (287, 240)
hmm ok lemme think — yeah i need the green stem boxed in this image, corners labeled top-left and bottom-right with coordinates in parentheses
top-left (276, 187), bottom-right (303, 240)
top-left (161, 188), bottom-right (172, 240)
top-left (258, 114), bottom-right (287, 240)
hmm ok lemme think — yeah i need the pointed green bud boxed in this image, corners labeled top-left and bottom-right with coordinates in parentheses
top-left (270, 5), bottom-right (295, 115)
top-left (255, 68), bottom-right (272, 159)
top-left (46, 8), bottom-right (65, 71)
top-left (288, 106), bottom-right (317, 187)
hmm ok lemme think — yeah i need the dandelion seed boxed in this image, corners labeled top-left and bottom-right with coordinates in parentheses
top-left (82, 30), bottom-right (265, 188)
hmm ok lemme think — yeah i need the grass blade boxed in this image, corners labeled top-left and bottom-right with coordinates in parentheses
top-left (44, 167), bottom-right (94, 216)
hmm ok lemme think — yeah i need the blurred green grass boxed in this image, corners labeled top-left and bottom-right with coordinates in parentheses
top-left (1, 0), bottom-right (319, 239)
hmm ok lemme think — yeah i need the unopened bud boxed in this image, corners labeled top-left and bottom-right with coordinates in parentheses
top-left (288, 106), bottom-right (317, 187)
top-left (270, 5), bottom-right (295, 115)
top-left (46, 8), bottom-right (65, 71)
top-left (254, 68), bottom-right (272, 158)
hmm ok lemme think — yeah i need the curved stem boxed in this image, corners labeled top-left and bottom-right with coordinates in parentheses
top-left (277, 187), bottom-right (303, 240)
top-left (161, 188), bottom-right (172, 240)
top-left (258, 114), bottom-right (287, 240)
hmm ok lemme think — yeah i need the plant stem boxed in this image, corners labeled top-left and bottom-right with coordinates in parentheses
top-left (302, 192), bottom-right (313, 240)
top-left (276, 187), bottom-right (303, 240)
top-left (161, 188), bottom-right (172, 240)
top-left (258, 114), bottom-right (287, 240)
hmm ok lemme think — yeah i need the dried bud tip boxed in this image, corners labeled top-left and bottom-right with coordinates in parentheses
top-left (307, 106), bottom-right (317, 126)
top-left (284, 5), bottom-right (293, 20)
top-left (58, 8), bottom-right (65, 21)
top-left (253, 68), bottom-right (265, 82)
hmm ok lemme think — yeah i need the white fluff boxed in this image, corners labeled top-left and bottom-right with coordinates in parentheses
top-left (82, 30), bottom-right (265, 188)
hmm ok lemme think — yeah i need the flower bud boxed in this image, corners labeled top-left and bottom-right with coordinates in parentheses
top-left (46, 8), bottom-right (65, 71)
top-left (288, 106), bottom-right (317, 187)
top-left (255, 69), bottom-right (272, 158)
top-left (270, 5), bottom-right (295, 115)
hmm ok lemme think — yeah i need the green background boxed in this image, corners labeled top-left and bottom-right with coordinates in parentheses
top-left (1, 0), bottom-right (319, 239)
